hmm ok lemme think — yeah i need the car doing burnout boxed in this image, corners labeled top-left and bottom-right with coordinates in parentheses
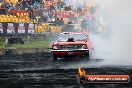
top-left (51, 32), bottom-right (92, 61)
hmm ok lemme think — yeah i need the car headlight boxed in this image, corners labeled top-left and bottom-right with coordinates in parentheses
top-left (52, 46), bottom-right (58, 50)
top-left (82, 45), bottom-right (87, 49)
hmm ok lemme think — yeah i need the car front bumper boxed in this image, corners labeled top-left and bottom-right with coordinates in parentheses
top-left (51, 49), bottom-right (89, 55)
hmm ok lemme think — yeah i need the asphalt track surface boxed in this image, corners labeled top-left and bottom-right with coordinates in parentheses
top-left (0, 53), bottom-right (132, 88)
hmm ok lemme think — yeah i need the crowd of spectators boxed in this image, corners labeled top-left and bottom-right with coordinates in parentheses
top-left (0, 0), bottom-right (97, 32)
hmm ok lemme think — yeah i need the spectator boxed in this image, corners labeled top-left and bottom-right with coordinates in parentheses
top-left (50, 3), bottom-right (55, 11)
top-left (56, 18), bottom-right (64, 26)
top-left (9, 3), bottom-right (16, 10)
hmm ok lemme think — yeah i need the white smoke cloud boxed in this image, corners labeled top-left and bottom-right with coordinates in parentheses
top-left (64, 0), bottom-right (132, 66)
top-left (94, 0), bottom-right (132, 65)
top-left (64, 0), bottom-right (89, 9)
top-left (49, 0), bottom-right (132, 69)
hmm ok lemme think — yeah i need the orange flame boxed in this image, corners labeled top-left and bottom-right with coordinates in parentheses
top-left (78, 67), bottom-right (86, 76)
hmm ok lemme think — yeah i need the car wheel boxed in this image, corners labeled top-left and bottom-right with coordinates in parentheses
top-left (85, 53), bottom-right (89, 60)
top-left (53, 54), bottom-right (58, 61)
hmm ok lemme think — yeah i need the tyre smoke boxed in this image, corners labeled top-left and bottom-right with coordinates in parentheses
top-left (64, 0), bottom-right (132, 66)
top-left (94, 0), bottom-right (132, 65)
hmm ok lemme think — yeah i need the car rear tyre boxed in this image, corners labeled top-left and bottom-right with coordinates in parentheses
top-left (87, 54), bottom-right (90, 59)
top-left (53, 54), bottom-right (58, 61)
top-left (85, 53), bottom-right (89, 60)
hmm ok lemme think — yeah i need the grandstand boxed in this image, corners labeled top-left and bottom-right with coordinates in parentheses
top-left (0, 0), bottom-right (96, 35)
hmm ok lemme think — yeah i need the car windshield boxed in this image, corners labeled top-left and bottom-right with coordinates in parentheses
top-left (57, 33), bottom-right (87, 41)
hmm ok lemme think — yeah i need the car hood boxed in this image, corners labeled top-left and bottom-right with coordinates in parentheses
top-left (53, 41), bottom-right (88, 46)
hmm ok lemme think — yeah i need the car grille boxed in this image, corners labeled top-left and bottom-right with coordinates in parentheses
top-left (57, 44), bottom-right (83, 50)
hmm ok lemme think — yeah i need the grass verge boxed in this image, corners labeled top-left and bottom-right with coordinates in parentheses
top-left (0, 40), bottom-right (50, 49)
